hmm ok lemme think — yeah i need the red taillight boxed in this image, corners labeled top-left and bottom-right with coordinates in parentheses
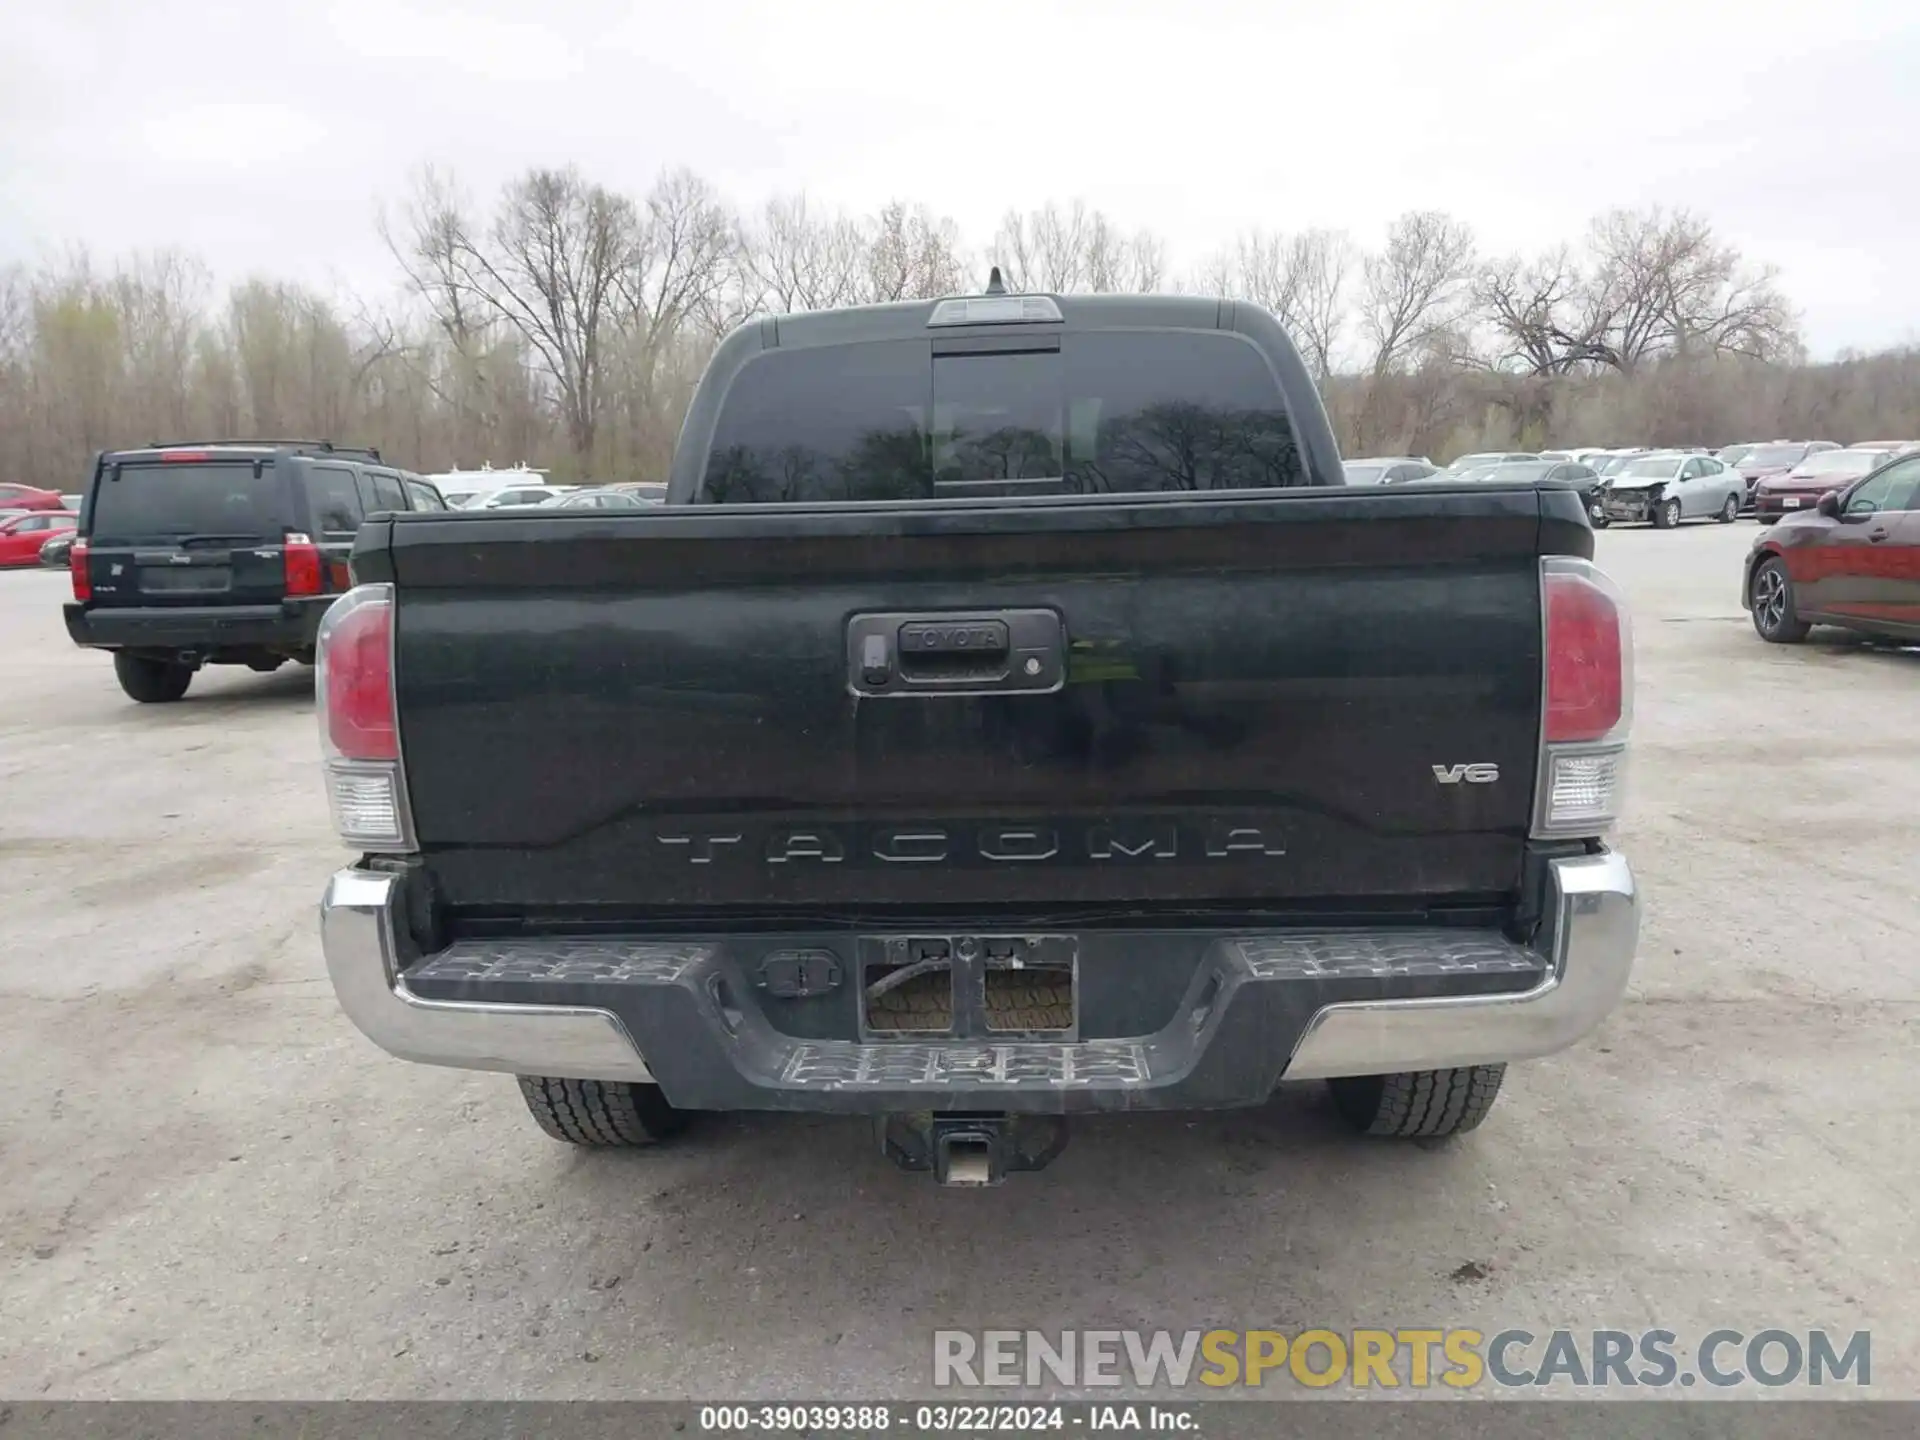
top-left (1544, 566), bottom-right (1625, 743)
top-left (69, 539), bottom-right (91, 601)
top-left (323, 598), bottom-right (397, 760)
top-left (159, 449), bottom-right (212, 462)
top-left (284, 533), bottom-right (323, 596)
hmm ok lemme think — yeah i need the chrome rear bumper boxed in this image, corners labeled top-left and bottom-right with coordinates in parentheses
top-left (320, 851), bottom-right (1637, 1091)
top-left (1282, 850), bottom-right (1638, 1078)
top-left (320, 868), bottom-right (654, 1083)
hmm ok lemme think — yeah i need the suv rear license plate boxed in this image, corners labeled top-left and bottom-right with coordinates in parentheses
top-left (139, 567), bottom-right (231, 594)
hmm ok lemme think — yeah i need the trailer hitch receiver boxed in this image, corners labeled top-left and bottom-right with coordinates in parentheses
top-left (879, 1111), bottom-right (1069, 1186)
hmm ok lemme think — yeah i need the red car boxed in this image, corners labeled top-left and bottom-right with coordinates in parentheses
top-left (1752, 447), bottom-right (1897, 522)
top-left (0, 510), bottom-right (78, 567)
top-left (1745, 453), bottom-right (1920, 643)
top-left (0, 484), bottom-right (67, 512)
top-left (1735, 441), bottom-right (1838, 510)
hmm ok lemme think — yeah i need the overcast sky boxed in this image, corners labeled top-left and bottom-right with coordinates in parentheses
top-left (4, 0), bottom-right (1916, 357)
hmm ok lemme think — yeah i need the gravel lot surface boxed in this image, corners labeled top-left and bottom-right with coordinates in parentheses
top-left (2, 521), bottom-right (1914, 1399)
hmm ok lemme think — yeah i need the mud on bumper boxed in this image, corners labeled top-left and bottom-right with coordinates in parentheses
top-left (320, 853), bottom-right (1638, 1112)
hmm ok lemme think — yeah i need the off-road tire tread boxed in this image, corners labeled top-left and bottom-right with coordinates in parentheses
top-left (867, 971), bottom-right (954, 1031)
top-left (1329, 1064), bottom-right (1506, 1138)
top-left (983, 978), bottom-right (1074, 1031)
top-left (516, 1075), bottom-right (685, 1147)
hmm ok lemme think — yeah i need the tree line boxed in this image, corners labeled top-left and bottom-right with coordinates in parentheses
top-left (3, 162), bottom-right (1917, 494)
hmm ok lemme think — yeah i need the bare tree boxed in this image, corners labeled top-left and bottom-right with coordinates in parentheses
top-left (1082, 211), bottom-right (1165, 293)
top-left (1476, 210), bottom-right (1802, 377)
top-left (1584, 207), bottom-right (1800, 369)
top-left (734, 192), bottom-right (866, 315)
top-left (993, 201), bottom-right (1163, 294)
top-left (624, 169), bottom-right (734, 342)
top-left (1290, 230), bottom-right (1353, 381)
top-left (394, 166), bottom-right (636, 465)
top-left (1200, 228), bottom-right (1352, 378)
top-left (864, 201), bottom-right (967, 301)
top-left (1358, 211), bottom-right (1476, 376)
top-left (1207, 229), bottom-right (1307, 320)
top-left (1474, 246), bottom-right (1603, 374)
top-left (611, 168), bottom-right (734, 468)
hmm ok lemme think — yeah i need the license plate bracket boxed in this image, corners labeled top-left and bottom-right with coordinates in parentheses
top-left (138, 566), bottom-right (231, 594)
top-left (860, 933), bottom-right (1078, 1039)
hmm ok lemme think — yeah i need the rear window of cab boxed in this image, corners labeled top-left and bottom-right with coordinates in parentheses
top-left (698, 330), bottom-right (1305, 503)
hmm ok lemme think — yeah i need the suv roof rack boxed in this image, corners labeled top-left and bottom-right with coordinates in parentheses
top-left (136, 439), bottom-right (383, 461)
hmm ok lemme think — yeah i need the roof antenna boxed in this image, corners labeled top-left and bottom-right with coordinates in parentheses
top-left (984, 266), bottom-right (1007, 296)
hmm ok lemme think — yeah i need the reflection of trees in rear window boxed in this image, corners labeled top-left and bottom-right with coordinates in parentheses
top-left (1062, 402), bottom-right (1300, 494)
top-left (697, 330), bottom-right (1303, 502)
top-left (702, 428), bottom-right (931, 503)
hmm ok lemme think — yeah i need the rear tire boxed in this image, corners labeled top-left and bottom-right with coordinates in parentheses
top-left (1328, 1065), bottom-right (1506, 1138)
top-left (517, 1075), bottom-right (687, 1147)
top-left (1718, 493), bottom-right (1740, 523)
top-left (1652, 497), bottom-right (1682, 529)
top-left (1749, 556), bottom-right (1811, 644)
top-left (113, 653), bottom-right (192, 703)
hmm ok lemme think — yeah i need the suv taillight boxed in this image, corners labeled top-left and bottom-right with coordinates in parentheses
top-left (284, 533), bottom-right (323, 596)
top-left (1534, 556), bottom-right (1633, 838)
top-left (315, 584), bottom-right (412, 850)
top-left (70, 539), bottom-right (91, 601)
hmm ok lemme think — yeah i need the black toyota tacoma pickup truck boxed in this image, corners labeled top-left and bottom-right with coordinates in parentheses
top-left (318, 287), bottom-right (1639, 1185)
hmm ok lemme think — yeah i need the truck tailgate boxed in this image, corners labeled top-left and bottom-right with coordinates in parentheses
top-left (375, 487), bottom-right (1568, 917)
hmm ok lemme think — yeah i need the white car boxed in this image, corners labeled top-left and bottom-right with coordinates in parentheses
top-left (1598, 451), bottom-right (1746, 529)
top-left (1441, 450), bottom-right (1538, 477)
top-left (474, 485), bottom-right (572, 509)
top-left (423, 466), bottom-right (555, 509)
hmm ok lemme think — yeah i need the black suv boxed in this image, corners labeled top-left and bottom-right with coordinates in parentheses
top-left (63, 440), bottom-right (447, 702)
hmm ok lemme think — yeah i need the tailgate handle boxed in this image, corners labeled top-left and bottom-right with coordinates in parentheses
top-left (848, 610), bottom-right (1064, 697)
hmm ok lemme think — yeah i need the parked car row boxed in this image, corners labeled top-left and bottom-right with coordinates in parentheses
top-left (1344, 438), bottom-right (1920, 534)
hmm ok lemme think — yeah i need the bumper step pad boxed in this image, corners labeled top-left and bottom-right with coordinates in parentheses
top-left (324, 853), bottom-right (1637, 1107)
top-left (397, 927), bottom-right (1547, 1111)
